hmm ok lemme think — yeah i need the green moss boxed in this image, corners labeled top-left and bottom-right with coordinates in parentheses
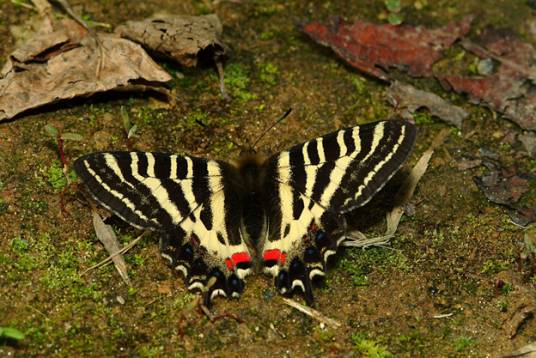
top-left (259, 62), bottom-right (279, 86)
top-left (224, 63), bottom-right (257, 101)
top-left (135, 107), bottom-right (168, 125)
top-left (351, 332), bottom-right (392, 358)
top-left (414, 111), bottom-right (435, 125)
top-left (46, 160), bottom-right (76, 190)
top-left (396, 330), bottom-right (424, 354)
top-left (480, 260), bottom-right (508, 275)
top-left (11, 236), bottom-right (29, 253)
top-left (340, 247), bottom-right (411, 286)
top-left (179, 111), bottom-right (210, 131)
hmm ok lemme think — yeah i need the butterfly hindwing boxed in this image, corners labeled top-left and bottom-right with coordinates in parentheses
top-left (260, 120), bottom-right (416, 302)
top-left (74, 152), bottom-right (253, 302)
top-left (75, 119), bottom-right (416, 305)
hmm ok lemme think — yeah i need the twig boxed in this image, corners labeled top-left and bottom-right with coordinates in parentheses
top-left (28, 305), bottom-right (49, 320)
top-left (80, 230), bottom-right (147, 275)
top-left (282, 297), bottom-right (342, 329)
top-left (196, 295), bottom-right (245, 324)
top-left (342, 230), bottom-right (393, 249)
top-left (216, 61), bottom-right (230, 100)
top-left (433, 313), bottom-right (453, 319)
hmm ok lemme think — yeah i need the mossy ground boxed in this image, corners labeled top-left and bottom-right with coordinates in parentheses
top-left (1, 0), bottom-right (535, 356)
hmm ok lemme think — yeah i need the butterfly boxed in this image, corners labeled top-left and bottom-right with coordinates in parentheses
top-left (74, 119), bottom-right (416, 305)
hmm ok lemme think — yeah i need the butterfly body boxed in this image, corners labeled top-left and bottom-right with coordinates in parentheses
top-left (74, 119), bottom-right (416, 305)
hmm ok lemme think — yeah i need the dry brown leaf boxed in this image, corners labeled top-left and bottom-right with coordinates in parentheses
top-left (115, 14), bottom-right (226, 67)
top-left (503, 342), bottom-right (536, 358)
top-left (303, 16), bottom-right (473, 80)
top-left (441, 29), bottom-right (536, 130)
top-left (386, 81), bottom-right (468, 129)
top-left (91, 209), bottom-right (131, 286)
top-left (0, 19), bottom-right (172, 121)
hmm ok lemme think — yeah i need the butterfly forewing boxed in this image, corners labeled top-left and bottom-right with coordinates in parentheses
top-left (74, 152), bottom-right (253, 301)
top-left (75, 119), bottom-right (416, 305)
top-left (260, 120), bottom-right (416, 303)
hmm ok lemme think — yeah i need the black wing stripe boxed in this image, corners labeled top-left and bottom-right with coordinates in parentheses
top-left (75, 156), bottom-right (157, 229)
top-left (338, 122), bottom-right (416, 211)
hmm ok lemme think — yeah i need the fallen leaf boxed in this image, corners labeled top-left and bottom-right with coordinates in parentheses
top-left (0, 19), bottom-right (172, 121)
top-left (455, 157), bottom-right (482, 171)
top-left (518, 132), bottom-right (536, 159)
top-left (440, 29), bottom-right (536, 130)
top-left (474, 166), bottom-right (529, 206)
top-left (303, 16), bottom-right (473, 80)
top-left (386, 81), bottom-right (468, 128)
top-left (510, 207), bottom-right (536, 227)
top-left (91, 209), bottom-right (131, 286)
top-left (504, 342), bottom-right (536, 358)
top-left (115, 14), bottom-right (226, 67)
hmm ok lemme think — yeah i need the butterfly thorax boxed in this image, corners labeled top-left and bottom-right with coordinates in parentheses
top-left (233, 154), bottom-right (269, 251)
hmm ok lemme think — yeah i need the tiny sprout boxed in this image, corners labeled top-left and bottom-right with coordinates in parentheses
top-left (60, 133), bottom-right (83, 141)
top-left (0, 326), bottom-right (25, 341)
top-left (44, 124), bottom-right (59, 138)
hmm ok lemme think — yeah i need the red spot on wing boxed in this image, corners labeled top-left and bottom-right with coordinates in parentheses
top-left (225, 252), bottom-right (252, 270)
top-left (225, 258), bottom-right (233, 270)
top-left (231, 252), bottom-right (251, 265)
top-left (263, 249), bottom-right (287, 265)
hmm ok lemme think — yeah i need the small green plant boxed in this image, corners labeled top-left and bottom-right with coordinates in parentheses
top-left (259, 62), bottom-right (279, 86)
top-left (480, 260), bottom-right (508, 275)
top-left (384, 0), bottom-right (403, 25)
top-left (352, 332), bottom-right (392, 358)
top-left (0, 326), bottom-right (25, 341)
top-left (500, 282), bottom-right (513, 295)
top-left (454, 336), bottom-right (474, 352)
top-left (121, 106), bottom-right (138, 150)
top-left (44, 124), bottom-right (82, 188)
top-left (11, 236), bottom-right (29, 253)
top-left (351, 76), bottom-right (366, 95)
top-left (47, 160), bottom-right (76, 190)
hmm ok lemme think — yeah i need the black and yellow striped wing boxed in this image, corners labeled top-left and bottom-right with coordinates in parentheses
top-left (74, 152), bottom-right (253, 302)
top-left (260, 120), bottom-right (416, 303)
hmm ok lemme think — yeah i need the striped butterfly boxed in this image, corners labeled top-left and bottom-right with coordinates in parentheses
top-left (74, 119), bottom-right (416, 305)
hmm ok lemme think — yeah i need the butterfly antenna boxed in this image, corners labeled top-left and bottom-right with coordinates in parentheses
top-left (251, 108), bottom-right (292, 150)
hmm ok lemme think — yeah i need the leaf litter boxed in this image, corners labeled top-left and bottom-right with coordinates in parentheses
top-left (440, 28), bottom-right (536, 131)
top-left (0, 17), bottom-right (172, 121)
top-left (303, 16), bottom-right (473, 80)
top-left (115, 14), bottom-right (226, 68)
top-left (0, 0), bottom-right (231, 121)
top-left (386, 81), bottom-right (468, 128)
top-left (474, 164), bottom-right (535, 226)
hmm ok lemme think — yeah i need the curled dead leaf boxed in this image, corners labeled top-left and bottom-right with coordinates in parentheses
top-left (0, 19), bottom-right (171, 121)
top-left (386, 81), bottom-right (468, 128)
top-left (115, 14), bottom-right (226, 67)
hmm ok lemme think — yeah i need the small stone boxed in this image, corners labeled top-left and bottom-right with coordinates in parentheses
top-left (477, 58), bottom-right (494, 75)
top-left (93, 130), bottom-right (112, 151)
top-left (116, 295), bottom-right (125, 305)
